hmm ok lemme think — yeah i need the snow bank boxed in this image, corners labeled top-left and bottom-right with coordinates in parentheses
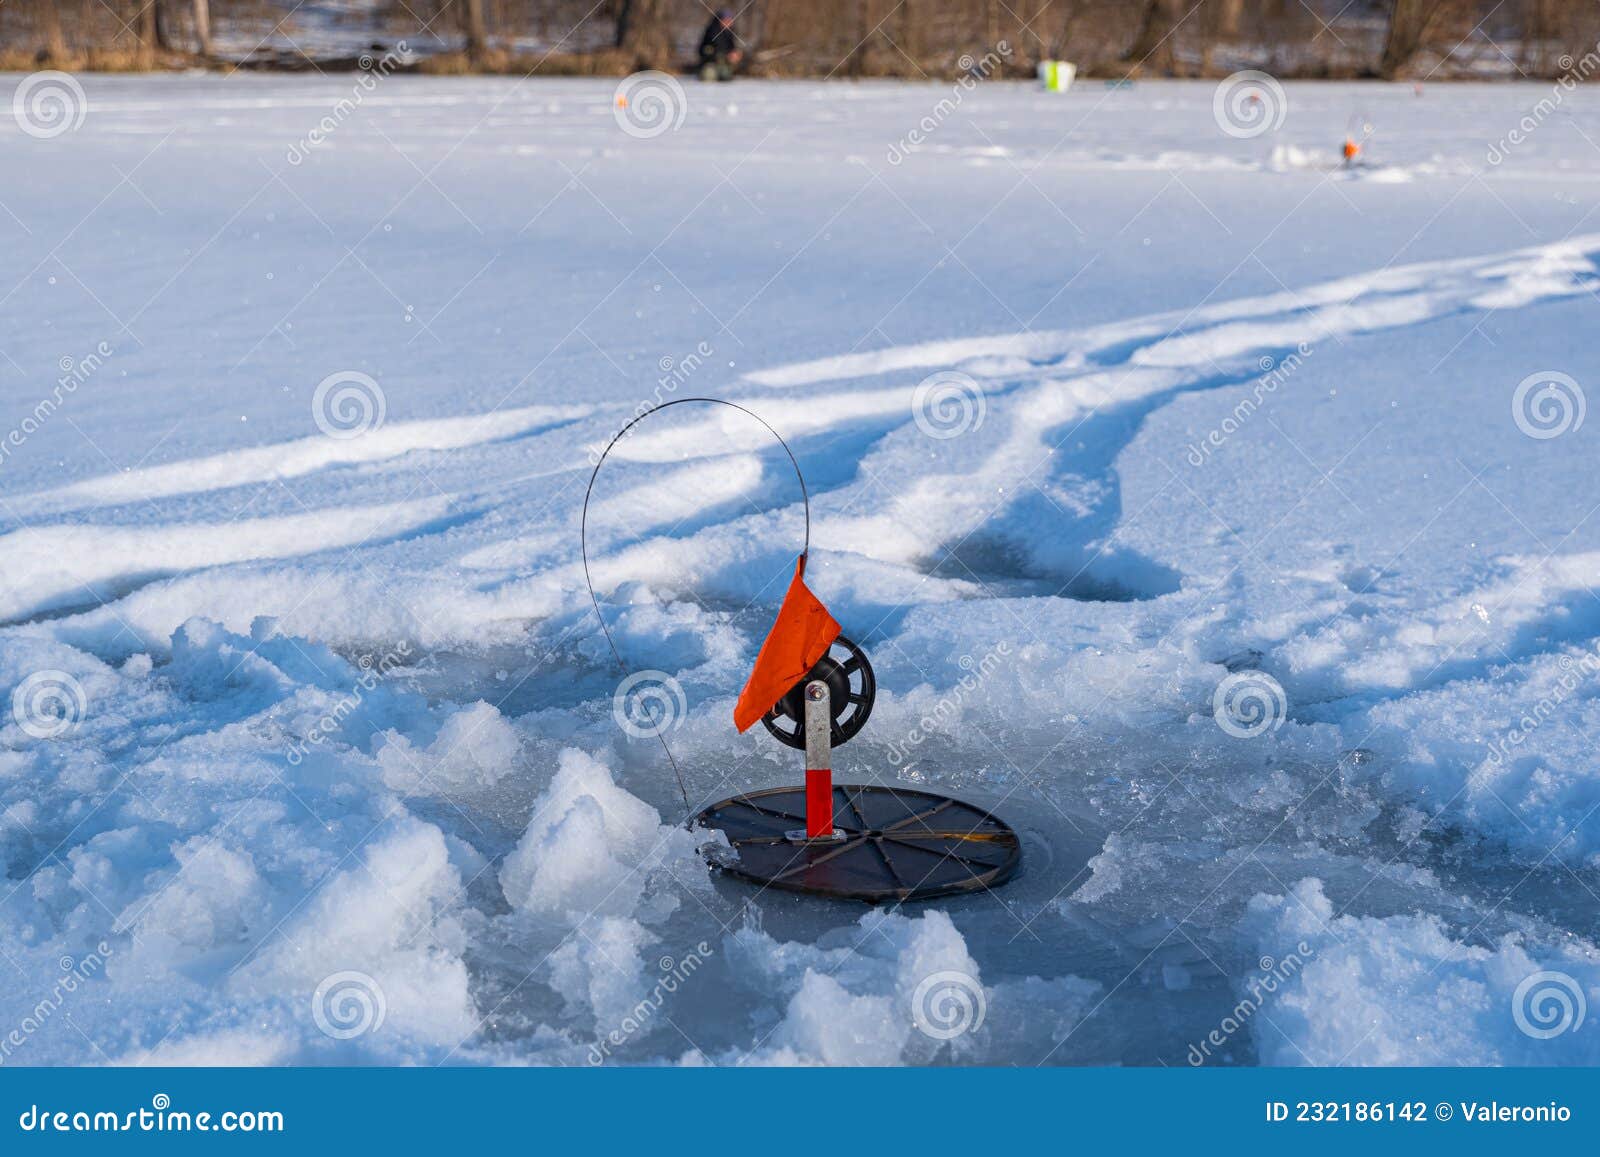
top-left (1241, 880), bottom-right (1600, 1066)
top-left (0, 498), bottom-right (453, 623)
top-left (719, 909), bottom-right (1100, 1065)
top-left (0, 618), bottom-right (484, 1064)
top-left (1341, 642), bottom-right (1600, 865)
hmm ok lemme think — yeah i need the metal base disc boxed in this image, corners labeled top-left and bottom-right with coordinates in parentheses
top-left (697, 784), bottom-right (1021, 902)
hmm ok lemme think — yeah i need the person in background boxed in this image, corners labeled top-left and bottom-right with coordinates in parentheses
top-left (698, 8), bottom-right (742, 82)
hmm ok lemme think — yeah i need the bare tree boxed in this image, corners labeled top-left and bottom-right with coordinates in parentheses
top-left (1200, 0), bottom-right (1243, 71)
top-left (192, 0), bottom-right (212, 56)
top-left (615, 0), bottom-right (669, 65)
top-left (1379, 0), bottom-right (1454, 78)
top-left (744, 0), bottom-right (770, 57)
top-left (134, 0), bottom-right (159, 65)
top-left (42, 0), bottom-right (70, 59)
top-left (842, 0), bottom-right (873, 76)
top-left (1123, 0), bottom-right (1186, 74)
top-left (462, 0), bottom-right (489, 61)
top-left (153, 0), bottom-right (176, 52)
top-left (1214, 0), bottom-right (1243, 38)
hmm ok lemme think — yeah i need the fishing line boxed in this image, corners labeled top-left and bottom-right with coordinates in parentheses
top-left (580, 397), bottom-right (813, 822)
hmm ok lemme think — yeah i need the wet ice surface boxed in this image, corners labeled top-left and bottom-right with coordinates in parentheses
top-left (2, 75), bottom-right (1600, 1065)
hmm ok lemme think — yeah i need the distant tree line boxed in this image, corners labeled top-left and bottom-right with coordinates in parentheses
top-left (1, 0), bottom-right (1597, 79)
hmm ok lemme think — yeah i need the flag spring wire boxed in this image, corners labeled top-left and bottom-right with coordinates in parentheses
top-left (580, 397), bottom-right (813, 825)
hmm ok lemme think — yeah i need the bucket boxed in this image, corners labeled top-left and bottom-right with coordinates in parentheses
top-left (1037, 60), bottom-right (1076, 92)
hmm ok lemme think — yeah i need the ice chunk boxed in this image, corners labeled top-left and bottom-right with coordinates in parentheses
top-left (548, 916), bottom-right (655, 1034)
top-left (724, 908), bottom-right (1098, 1064)
top-left (499, 748), bottom-right (699, 920)
top-left (230, 819), bottom-right (478, 1055)
top-left (376, 701), bottom-right (518, 795)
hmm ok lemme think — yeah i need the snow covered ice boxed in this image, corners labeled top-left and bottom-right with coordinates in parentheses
top-left (2, 73), bottom-right (1600, 1066)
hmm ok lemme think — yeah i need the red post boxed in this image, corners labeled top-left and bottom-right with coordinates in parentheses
top-left (806, 767), bottom-right (833, 838)
top-left (803, 680), bottom-right (834, 838)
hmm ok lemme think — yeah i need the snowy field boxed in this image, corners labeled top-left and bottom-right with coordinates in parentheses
top-left (2, 72), bottom-right (1600, 1067)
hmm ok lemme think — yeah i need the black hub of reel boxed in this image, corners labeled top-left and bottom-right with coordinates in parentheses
top-left (760, 635), bottom-right (875, 750)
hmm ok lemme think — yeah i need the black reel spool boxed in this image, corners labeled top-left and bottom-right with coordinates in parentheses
top-left (760, 635), bottom-right (875, 750)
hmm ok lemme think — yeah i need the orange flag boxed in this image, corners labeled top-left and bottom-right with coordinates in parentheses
top-left (734, 555), bottom-right (841, 732)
